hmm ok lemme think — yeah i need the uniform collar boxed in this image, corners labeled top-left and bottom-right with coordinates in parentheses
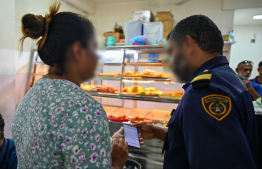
top-left (254, 76), bottom-right (259, 83)
top-left (0, 138), bottom-right (7, 163)
top-left (183, 56), bottom-right (228, 90)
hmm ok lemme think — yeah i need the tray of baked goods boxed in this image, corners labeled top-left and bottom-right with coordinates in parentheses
top-left (103, 106), bottom-right (171, 125)
top-left (125, 62), bottom-right (162, 67)
top-left (122, 86), bottom-right (184, 100)
top-left (98, 72), bottom-right (122, 78)
top-left (97, 69), bottom-right (169, 81)
top-left (81, 85), bottom-right (119, 93)
top-left (123, 69), bottom-right (168, 79)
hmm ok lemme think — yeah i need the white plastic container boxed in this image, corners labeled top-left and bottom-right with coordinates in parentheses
top-left (254, 98), bottom-right (262, 114)
top-left (133, 10), bottom-right (154, 23)
top-left (125, 20), bottom-right (143, 45)
top-left (143, 22), bottom-right (163, 45)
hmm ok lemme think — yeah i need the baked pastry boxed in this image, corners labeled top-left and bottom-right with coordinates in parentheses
top-left (111, 112), bottom-right (125, 119)
top-left (99, 72), bottom-right (121, 77)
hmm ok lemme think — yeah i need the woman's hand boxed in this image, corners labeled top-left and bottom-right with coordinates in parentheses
top-left (112, 126), bottom-right (144, 148)
top-left (111, 138), bottom-right (128, 169)
top-left (112, 127), bottom-right (124, 139)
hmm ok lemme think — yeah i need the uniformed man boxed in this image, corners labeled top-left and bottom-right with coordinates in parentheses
top-left (251, 61), bottom-right (262, 85)
top-left (236, 60), bottom-right (262, 100)
top-left (132, 15), bottom-right (258, 169)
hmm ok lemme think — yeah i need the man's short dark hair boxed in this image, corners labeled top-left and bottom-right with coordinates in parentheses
top-left (259, 61), bottom-right (262, 68)
top-left (0, 113), bottom-right (4, 139)
top-left (167, 15), bottom-right (224, 55)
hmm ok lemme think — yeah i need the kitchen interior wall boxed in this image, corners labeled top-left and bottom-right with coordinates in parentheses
top-left (88, 0), bottom-right (235, 61)
top-left (15, 0), bottom-right (87, 106)
top-left (0, 0), bottom-right (16, 138)
top-left (0, 0), bottom-right (86, 138)
top-left (230, 24), bottom-right (262, 79)
top-left (0, 0), bottom-right (237, 138)
top-left (88, 0), bottom-right (234, 36)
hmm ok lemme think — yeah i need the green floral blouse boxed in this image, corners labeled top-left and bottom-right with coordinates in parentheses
top-left (12, 78), bottom-right (112, 169)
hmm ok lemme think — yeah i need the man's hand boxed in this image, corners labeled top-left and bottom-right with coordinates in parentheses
top-left (242, 80), bottom-right (253, 90)
top-left (242, 80), bottom-right (261, 100)
top-left (131, 122), bottom-right (156, 140)
top-left (131, 122), bottom-right (167, 141)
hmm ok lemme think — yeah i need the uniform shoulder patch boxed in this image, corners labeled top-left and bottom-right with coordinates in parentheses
top-left (191, 70), bottom-right (212, 88)
top-left (201, 94), bottom-right (231, 121)
top-left (191, 70), bottom-right (212, 84)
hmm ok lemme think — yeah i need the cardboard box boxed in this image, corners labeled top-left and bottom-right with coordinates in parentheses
top-left (133, 10), bottom-right (154, 23)
top-left (155, 12), bottom-right (173, 39)
top-left (143, 22), bottom-right (163, 45)
top-left (103, 32), bottom-right (125, 43)
top-left (125, 20), bottom-right (143, 45)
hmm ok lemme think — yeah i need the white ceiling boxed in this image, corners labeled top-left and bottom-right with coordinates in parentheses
top-left (91, 0), bottom-right (144, 4)
top-left (89, 0), bottom-right (189, 4)
top-left (234, 8), bottom-right (262, 25)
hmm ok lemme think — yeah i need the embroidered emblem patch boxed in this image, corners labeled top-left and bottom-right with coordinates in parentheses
top-left (202, 94), bottom-right (231, 121)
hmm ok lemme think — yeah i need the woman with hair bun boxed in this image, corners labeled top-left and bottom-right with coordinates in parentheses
top-left (12, 3), bottom-right (132, 169)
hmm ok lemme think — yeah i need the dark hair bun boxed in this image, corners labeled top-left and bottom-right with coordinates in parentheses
top-left (19, 2), bottom-right (94, 76)
top-left (20, 2), bottom-right (60, 50)
top-left (21, 14), bottom-right (45, 39)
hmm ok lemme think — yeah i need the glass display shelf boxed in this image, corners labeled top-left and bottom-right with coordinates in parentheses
top-left (106, 45), bottom-right (164, 50)
top-left (125, 62), bottom-right (162, 67)
top-left (95, 76), bottom-right (171, 82)
top-left (123, 77), bottom-right (171, 82)
top-left (104, 63), bottom-right (122, 66)
top-left (96, 76), bottom-right (121, 81)
top-left (87, 91), bottom-right (181, 103)
top-left (29, 45), bottom-right (182, 104)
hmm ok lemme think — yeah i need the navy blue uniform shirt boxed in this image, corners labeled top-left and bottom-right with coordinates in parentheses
top-left (163, 56), bottom-right (258, 169)
top-left (0, 138), bottom-right (17, 169)
top-left (250, 76), bottom-right (261, 85)
top-left (250, 81), bottom-right (262, 96)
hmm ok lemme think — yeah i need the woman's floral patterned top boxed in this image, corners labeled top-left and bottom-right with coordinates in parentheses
top-left (12, 78), bottom-right (112, 169)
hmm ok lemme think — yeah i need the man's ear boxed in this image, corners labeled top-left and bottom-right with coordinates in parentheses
top-left (0, 131), bottom-right (2, 139)
top-left (258, 68), bottom-right (259, 72)
top-left (236, 68), bottom-right (239, 73)
top-left (183, 35), bottom-right (196, 55)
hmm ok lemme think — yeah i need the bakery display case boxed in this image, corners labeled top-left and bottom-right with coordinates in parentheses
top-left (84, 46), bottom-right (182, 168)
top-left (80, 45), bottom-right (183, 127)
top-left (82, 45), bottom-right (184, 102)
top-left (28, 45), bottom-right (182, 122)
top-left (28, 45), bottom-right (182, 169)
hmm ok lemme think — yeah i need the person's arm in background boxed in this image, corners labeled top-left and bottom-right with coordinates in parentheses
top-left (243, 80), bottom-right (261, 100)
top-left (182, 89), bottom-right (257, 169)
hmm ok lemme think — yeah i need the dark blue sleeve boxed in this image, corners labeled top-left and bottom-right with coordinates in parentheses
top-left (181, 88), bottom-right (257, 169)
top-left (8, 151), bottom-right (17, 169)
top-left (251, 82), bottom-right (262, 96)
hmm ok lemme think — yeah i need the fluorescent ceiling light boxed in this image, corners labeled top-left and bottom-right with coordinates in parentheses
top-left (253, 15), bottom-right (262, 19)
